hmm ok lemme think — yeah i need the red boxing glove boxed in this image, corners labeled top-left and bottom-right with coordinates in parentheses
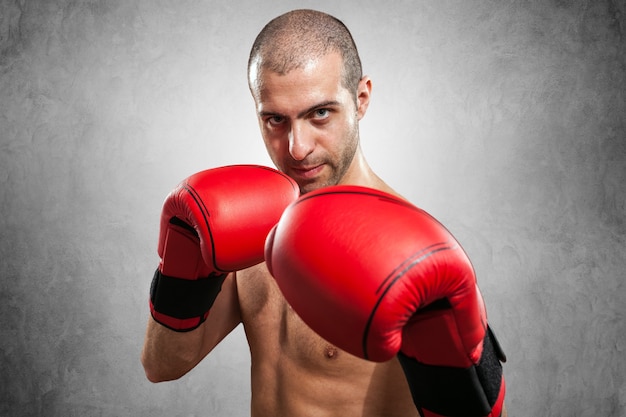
top-left (150, 165), bottom-right (298, 331)
top-left (265, 186), bottom-right (506, 417)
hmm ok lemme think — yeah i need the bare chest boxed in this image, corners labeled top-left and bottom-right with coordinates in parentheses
top-left (236, 264), bottom-right (347, 366)
top-left (234, 264), bottom-right (419, 417)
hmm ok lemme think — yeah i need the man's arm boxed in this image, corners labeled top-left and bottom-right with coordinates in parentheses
top-left (140, 165), bottom-right (299, 382)
top-left (265, 185), bottom-right (507, 417)
top-left (141, 272), bottom-right (241, 382)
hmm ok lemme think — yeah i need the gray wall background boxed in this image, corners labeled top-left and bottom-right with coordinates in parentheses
top-left (1, 1), bottom-right (624, 416)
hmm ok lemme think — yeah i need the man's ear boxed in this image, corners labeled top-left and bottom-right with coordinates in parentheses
top-left (356, 76), bottom-right (372, 120)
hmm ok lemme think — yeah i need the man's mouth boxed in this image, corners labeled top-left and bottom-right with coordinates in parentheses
top-left (290, 164), bottom-right (324, 179)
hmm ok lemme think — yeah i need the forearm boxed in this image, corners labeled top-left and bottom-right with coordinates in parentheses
top-left (141, 318), bottom-right (209, 382)
top-left (141, 272), bottom-right (241, 382)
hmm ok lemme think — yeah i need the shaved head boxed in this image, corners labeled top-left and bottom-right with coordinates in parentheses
top-left (248, 9), bottom-right (363, 96)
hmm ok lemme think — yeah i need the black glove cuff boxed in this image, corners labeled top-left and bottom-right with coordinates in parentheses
top-left (398, 326), bottom-right (505, 417)
top-left (150, 268), bottom-right (227, 323)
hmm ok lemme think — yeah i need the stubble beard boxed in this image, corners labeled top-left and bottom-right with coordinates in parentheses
top-left (298, 126), bottom-right (359, 195)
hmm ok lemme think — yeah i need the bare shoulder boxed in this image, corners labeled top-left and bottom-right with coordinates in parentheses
top-left (235, 262), bottom-right (288, 353)
top-left (356, 168), bottom-right (405, 201)
top-left (235, 263), bottom-right (280, 320)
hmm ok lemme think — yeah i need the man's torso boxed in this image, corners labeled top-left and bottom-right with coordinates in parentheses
top-left (235, 263), bottom-right (419, 417)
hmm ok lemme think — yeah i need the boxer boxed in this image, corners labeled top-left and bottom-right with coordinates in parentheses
top-left (141, 9), bottom-right (508, 416)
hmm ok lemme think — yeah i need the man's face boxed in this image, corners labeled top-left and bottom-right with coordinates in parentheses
top-left (250, 53), bottom-right (369, 194)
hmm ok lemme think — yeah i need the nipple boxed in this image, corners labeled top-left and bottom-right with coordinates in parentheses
top-left (324, 344), bottom-right (338, 359)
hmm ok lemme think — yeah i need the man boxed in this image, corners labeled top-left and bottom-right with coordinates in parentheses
top-left (142, 9), bottom-right (506, 417)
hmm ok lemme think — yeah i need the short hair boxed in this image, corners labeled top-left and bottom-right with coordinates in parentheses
top-left (248, 9), bottom-right (363, 95)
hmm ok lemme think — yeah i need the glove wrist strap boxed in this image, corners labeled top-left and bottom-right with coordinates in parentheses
top-left (149, 269), bottom-right (227, 332)
top-left (398, 326), bottom-right (506, 417)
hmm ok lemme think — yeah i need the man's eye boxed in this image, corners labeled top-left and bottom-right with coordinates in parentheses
top-left (268, 116), bottom-right (285, 126)
top-left (314, 109), bottom-right (330, 119)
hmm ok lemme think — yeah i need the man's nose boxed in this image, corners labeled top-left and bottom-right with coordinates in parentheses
top-left (288, 123), bottom-right (315, 161)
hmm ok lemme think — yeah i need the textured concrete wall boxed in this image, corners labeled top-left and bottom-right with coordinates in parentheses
top-left (1, 1), bottom-right (624, 416)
